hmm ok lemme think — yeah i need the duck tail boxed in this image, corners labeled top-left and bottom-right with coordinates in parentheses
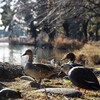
top-left (97, 84), bottom-right (100, 91)
top-left (97, 85), bottom-right (100, 91)
top-left (92, 84), bottom-right (100, 91)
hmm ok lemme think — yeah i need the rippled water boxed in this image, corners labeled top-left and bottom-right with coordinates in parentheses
top-left (0, 42), bottom-right (67, 65)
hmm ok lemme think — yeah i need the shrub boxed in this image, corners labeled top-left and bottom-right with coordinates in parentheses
top-left (91, 55), bottom-right (100, 65)
top-left (53, 35), bottom-right (83, 50)
top-left (77, 54), bottom-right (87, 65)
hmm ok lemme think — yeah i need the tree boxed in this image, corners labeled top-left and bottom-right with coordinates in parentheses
top-left (1, 4), bottom-right (14, 30)
top-left (29, 20), bottom-right (37, 38)
top-left (0, 0), bottom-right (100, 41)
top-left (63, 20), bottom-right (69, 37)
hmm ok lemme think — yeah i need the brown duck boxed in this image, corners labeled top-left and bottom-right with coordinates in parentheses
top-left (22, 49), bottom-right (56, 83)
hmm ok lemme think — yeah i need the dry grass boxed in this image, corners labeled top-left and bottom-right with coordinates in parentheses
top-left (53, 35), bottom-right (83, 50)
top-left (53, 36), bottom-right (100, 67)
top-left (91, 55), bottom-right (100, 65)
top-left (74, 43), bottom-right (100, 66)
top-left (2, 77), bottom-right (100, 100)
top-left (1, 39), bottom-right (100, 99)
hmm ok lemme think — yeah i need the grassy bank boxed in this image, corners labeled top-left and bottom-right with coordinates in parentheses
top-left (74, 42), bottom-right (100, 67)
top-left (53, 35), bottom-right (83, 50)
top-left (53, 35), bottom-right (100, 68)
top-left (0, 39), bottom-right (100, 99)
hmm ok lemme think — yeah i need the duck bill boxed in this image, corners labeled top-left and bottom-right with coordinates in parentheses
top-left (61, 55), bottom-right (67, 61)
top-left (22, 53), bottom-right (26, 56)
top-left (58, 67), bottom-right (63, 76)
top-left (58, 70), bottom-right (62, 76)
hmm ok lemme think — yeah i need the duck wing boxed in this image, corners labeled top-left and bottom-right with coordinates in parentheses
top-left (26, 63), bottom-right (55, 75)
top-left (33, 64), bottom-right (55, 71)
top-left (25, 63), bottom-right (56, 79)
top-left (69, 67), bottom-right (100, 90)
top-left (72, 63), bottom-right (83, 67)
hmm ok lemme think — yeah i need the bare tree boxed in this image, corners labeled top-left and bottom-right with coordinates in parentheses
top-left (0, 0), bottom-right (100, 40)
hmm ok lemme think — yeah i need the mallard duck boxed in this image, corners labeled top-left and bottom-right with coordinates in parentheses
top-left (61, 52), bottom-right (83, 67)
top-left (60, 63), bottom-right (100, 93)
top-left (61, 52), bottom-right (94, 73)
top-left (22, 49), bottom-right (56, 83)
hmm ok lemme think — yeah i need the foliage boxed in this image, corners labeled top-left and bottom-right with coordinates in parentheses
top-left (0, 0), bottom-right (100, 40)
top-left (1, 5), bottom-right (14, 28)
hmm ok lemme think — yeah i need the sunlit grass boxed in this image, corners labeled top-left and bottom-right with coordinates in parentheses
top-left (53, 35), bottom-right (83, 50)
top-left (74, 43), bottom-right (100, 66)
top-left (45, 81), bottom-right (54, 85)
top-left (54, 38), bottom-right (100, 67)
top-left (96, 68), bottom-right (100, 70)
top-left (2, 76), bottom-right (100, 100)
top-left (1, 40), bottom-right (100, 100)
top-left (64, 80), bottom-right (71, 85)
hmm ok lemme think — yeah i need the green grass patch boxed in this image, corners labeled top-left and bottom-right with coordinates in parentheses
top-left (64, 80), bottom-right (71, 85)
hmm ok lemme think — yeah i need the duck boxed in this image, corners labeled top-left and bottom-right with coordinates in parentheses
top-left (61, 52), bottom-right (95, 72)
top-left (60, 52), bottom-right (99, 92)
top-left (60, 63), bottom-right (100, 93)
top-left (0, 88), bottom-right (22, 99)
top-left (61, 52), bottom-right (83, 67)
top-left (22, 49), bottom-right (56, 83)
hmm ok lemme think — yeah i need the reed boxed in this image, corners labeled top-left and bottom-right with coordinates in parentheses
top-left (53, 35), bottom-right (83, 50)
top-left (74, 43), bottom-right (100, 66)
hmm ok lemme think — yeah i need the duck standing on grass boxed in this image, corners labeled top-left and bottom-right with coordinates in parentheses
top-left (22, 49), bottom-right (56, 84)
top-left (60, 52), bottom-right (100, 93)
top-left (61, 52), bottom-right (94, 72)
top-left (60, 63), bottom-right (100, 93)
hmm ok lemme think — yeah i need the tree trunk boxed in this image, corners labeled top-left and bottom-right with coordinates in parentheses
top-left (82, 19), bottom-right (89, 41)
top-left (63, 20), bottom-right (69, 37)
top-left (95, 22), bottom-right (100, 41)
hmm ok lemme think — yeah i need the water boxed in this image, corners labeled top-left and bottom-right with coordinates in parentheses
top-left (0, 42), bottom-right (67, 65)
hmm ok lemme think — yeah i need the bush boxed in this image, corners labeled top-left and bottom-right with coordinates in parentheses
top-left (53, 35), bottom-right (83, 50)
top-left (91, 55), bottom-right (100, 65)
top-left (77, 54), bottom-right (87, 65)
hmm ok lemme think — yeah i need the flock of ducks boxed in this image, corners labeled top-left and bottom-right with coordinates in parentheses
top-left (22, 49), bottom-right (100, 93)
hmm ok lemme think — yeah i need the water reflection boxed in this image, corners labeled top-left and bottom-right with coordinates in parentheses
top-left (0, 42), bottom-right (67, 65)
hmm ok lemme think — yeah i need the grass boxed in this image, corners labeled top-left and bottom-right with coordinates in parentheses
top-left (53, 35), bottom-right (83, 50)
top-left (1, 40), bottom-right (100, 100)
top-left (63, 80), bottom-right (71, 85)
top-left (2, 77), bottom-right (100, 100)
top-left (53, 36), bottom-right (100, 67)
top-left (74, 43), bottom-right (100, 66)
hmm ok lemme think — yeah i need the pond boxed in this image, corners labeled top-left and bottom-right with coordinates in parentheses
top-left (0, 42), bottom-right (67, 65)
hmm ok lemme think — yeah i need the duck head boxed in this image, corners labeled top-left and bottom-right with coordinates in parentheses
top-left (22, 49), bottom-right (33, 62)
top-left (58, 63), bottom-right (73, 75)
top-left (61, 52), bottom-right (76, 62)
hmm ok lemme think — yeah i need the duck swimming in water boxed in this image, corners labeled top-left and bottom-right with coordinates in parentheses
top-left (22, 49), bottom-right (56, 83)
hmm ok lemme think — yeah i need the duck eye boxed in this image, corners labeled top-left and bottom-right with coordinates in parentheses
top-left (61, 65), bottom-right (63, 68)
